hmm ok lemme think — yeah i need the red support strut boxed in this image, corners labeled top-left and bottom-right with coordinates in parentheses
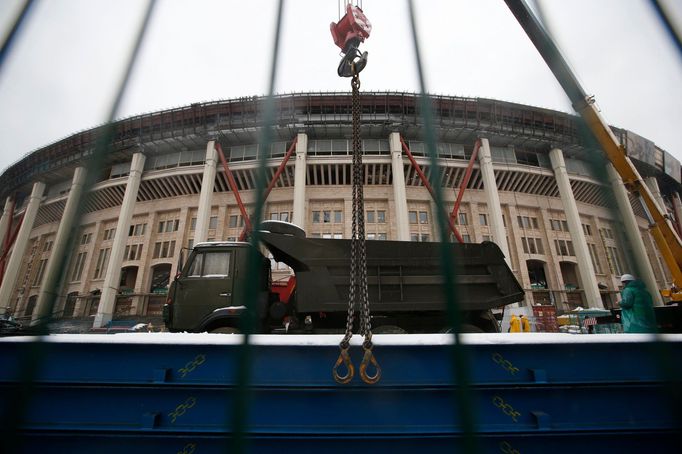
top-left (450, 139), bottom-right (482, 226)
top-left (399, 136), bottom-right (465, 244)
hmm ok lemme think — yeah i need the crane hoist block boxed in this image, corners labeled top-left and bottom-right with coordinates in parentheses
top-left (330, 4), bottom-right (371, 53)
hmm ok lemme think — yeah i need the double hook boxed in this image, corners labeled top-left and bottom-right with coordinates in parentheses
top-left (332, 343), bottom-right (381, 385)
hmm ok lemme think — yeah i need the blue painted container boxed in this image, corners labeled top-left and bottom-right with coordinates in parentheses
top-left (1, 333), bottom-right (681, 453)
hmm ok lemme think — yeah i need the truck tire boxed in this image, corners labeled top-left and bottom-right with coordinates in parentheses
top-left (209, 326), bottom-right (241, 334)
top-left (440, 324), bottom-right (485, 333)
top-left (373, 325), bottom-right (407, 334)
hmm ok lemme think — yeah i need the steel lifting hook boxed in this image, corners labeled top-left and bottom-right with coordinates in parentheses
top-left (359, 344), bottom-right (381, 384)
top-left (333, 346), bottom-right (355, 384)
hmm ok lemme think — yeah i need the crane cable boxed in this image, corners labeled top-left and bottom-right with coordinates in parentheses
top-left (333, 64), bottom-right (380, 385)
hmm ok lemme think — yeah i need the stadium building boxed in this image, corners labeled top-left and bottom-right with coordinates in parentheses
top-left (0, 92), bottom-right (680, 328)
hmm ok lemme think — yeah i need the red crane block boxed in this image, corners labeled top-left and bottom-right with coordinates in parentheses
top-left (330, 4), bottom-right (371, 53)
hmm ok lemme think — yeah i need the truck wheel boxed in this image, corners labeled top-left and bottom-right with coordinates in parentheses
top-left (209, 326), bottom-right (241, 334)
top-left (373, 325), bottom-right (407, 334)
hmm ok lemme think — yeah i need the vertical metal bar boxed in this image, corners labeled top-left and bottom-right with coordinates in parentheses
top-left (406, 1), bottom-right (479, 452)
top-left (231, 1), bottom-right (286, 452)
top-left (0, 0), bottom-right (35, 72)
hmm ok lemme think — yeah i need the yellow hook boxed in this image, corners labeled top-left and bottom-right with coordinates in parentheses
top-left (333, 346), bottom-right (355, 384)
top-left (359, 345), bottom-right (381, 384)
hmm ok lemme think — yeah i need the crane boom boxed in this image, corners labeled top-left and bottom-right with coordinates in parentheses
top-left (503, 0), bottom-right (682, 299)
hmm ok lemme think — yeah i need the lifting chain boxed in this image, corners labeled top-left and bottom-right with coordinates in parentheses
top-left (333, 65), bottom-right (380, 385)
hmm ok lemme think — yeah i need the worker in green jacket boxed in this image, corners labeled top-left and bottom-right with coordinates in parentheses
top-left (619, 274), bottom-right (657, 333)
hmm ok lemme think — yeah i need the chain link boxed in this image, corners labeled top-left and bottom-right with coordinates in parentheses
top-left (341, 69), bottom-right (371, 348)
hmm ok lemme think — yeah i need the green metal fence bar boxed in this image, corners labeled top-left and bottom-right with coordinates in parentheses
top-left (0, 1), bottom-right (158, 451)
top-left (406, 1), bottom-right (479, 453)
top-left (231, 1), bottom-right (286, 452)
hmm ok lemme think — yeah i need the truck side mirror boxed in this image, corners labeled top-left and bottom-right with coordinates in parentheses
top-left (176, 249), bottom-right (185, 278)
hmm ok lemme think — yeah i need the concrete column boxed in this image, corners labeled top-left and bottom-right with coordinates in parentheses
top-left (194, 140), bottom-right (218, 244)
top-left (389, 132), bottom-right (410, 241)
top-left (0, 197), bottom-right (13, 257)
top-left (94, 153), bottom-right (146, 328)
top-left (0, 182), bottom-right (45, 308)
top-left (292, 133), bottom-right (308, 229)
top-left (33, 167), bottom-right (87, 324)
top-left (607, 163), bottom-right (663, 306)
top-left (549, 148), bottom-right (602, 308)
top-left (478, 138), bottom-right (511, 266)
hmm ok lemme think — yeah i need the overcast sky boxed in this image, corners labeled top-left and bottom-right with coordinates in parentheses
top-left (0, 0), bottom-right (680, 175)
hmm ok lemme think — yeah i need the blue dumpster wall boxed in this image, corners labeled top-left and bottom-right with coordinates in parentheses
top-left (1, 333), bottom-right (681, 453)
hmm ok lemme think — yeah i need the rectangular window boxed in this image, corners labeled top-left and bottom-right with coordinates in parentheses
top-left (271, 212), bottom-right (279, 220)
top-left (162, 241), bottom-right (169, 258)
top-left (153, 242), bottom-right (161, 259)
top-left (410, 233), bottom-right (419, 241)
top-left (71, 252), bottom-right (87, 282)
top-left (420, 234), bottom-right (430, 242)
top-left (81, 233), bottom-right (92, 245)
top-left (104, 228), bottom-right (116, 240)
top-left (188, 239), bottom-right (194, 250)
top-left (189, 251), bottom-right (231, 277)
top-left (366, 211), bottom-right (376, 223)
top-left (376, 233), bottom-right (387, 240)
top-left (535, 238), bottom-right (544, 254)
top-left (334, 210), bottom-right (343, 223)
top-left (190, 218), bottom-right (197, 230)
top-left (158, 221), bottom-right (165, 233)
top-left (482, 235), bottom-right (492, 242)
top-left (419, 211), bottom-right (428, 224)
top-left (33, 259), bottom-right (48, 286)
top-left (333, 233), bottom-right (343, 239)
top-left (479, 214), bottom-right (488, 226)
top-left (409, 211), bottom-right (418, 224)
top-left (589, 243), bottom-right (602, 273)
top-left (583, 223), bottom-right (592, 236)
top-left (43, 241), bottom-right (53, 252)
top-left (312, 211), bottom-right (321, 223)
top-left (562, 220), bottom-right (569, 232)
top-left (517, 216), bottom-right (524, 229)
top-left (522, 237), bottom-right (529, 254)
top-left (462, 234), bottom-right (471, 243)
top-left (209, 216), bottom-right (218, 230)
top-left (281, 212), bottom-right (290, 222)
top-left (229, 215), bottom-right (238, 228)
top-left (531, 217), bottom-right (539, 229)
top-left (458, 212), bottom-right (467, 225)
top-left (377, 211), bottom-right (386, 223)
top-left (94, 248), bottom-right (110, 279)
top-left (323, 210), bottom-right (331, 223)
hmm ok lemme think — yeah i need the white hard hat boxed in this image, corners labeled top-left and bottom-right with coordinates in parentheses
top-left (620, 274), bottom-right (635, 283)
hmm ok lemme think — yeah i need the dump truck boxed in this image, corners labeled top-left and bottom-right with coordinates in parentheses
top-left (163, 220), bottom-right (524, 333)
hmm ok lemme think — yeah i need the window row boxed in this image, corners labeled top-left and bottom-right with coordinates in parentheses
top-left (521, 237), bottom-right (544, 255)
top-left (158, 219), bottom-right (179, 233)
top-left (408, 211), bottom-right (429, 224)
top-left (518, 215), bottom-right (540, 230)
top-left (124, 244), bottom-right (144, 261)
top-left (550, 219), bottom-right (569, 232)
top-left (153, 240), bottom-right (176, 259)
top-left (554, 239), bottom-right (575, 256)
top-left (312, 210), bottom-right (343, 224)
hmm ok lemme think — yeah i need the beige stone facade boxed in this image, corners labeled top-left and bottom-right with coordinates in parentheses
top-left (0, 93), bottom-right (679, 324)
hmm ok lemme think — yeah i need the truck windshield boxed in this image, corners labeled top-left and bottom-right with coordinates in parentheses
top-left (188, 251), bottom-right (231, 277)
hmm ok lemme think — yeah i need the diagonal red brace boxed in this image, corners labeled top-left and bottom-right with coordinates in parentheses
top-left (0, 212), bottom-right (24, 285)
top-left (215, 142), bottom-right (253, 239)
top-left (450, 139), bottom-right (481, 226)
top-left (399, 136), bottom-right (464, 244)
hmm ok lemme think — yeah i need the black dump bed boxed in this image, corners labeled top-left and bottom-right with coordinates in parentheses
top-left (259, 231), bottom-right (524, 314)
